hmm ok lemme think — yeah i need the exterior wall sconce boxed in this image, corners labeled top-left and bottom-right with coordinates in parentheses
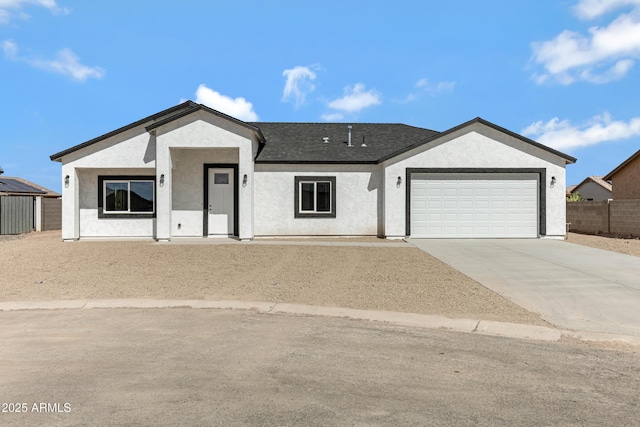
top-left (159, 174), bottom-right (165, 187)
top-left (396, 176), bottom-right (402, 188)
top-left (550, 176), bottom-right (556, 188)
top-left (64, 175), bottom-right (70, 188)
top-left (242, 174), bottom-right (248, 187)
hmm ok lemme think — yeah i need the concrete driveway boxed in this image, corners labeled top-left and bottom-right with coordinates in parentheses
top-left (409, 239), bottom-right (640, 337)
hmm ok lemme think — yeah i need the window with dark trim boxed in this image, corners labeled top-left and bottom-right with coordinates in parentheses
top-left (98, 175), bottom-right (155, 219)
top-left (294, 176), bottom-right (336, 218)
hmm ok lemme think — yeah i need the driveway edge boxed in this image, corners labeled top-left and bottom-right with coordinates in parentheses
top-left (1, 299), bottom-right (638, 348)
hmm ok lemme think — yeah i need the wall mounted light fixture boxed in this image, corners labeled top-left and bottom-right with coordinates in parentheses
top-left (242, 174), bottom-right (248, 187)
top-left (64, 175), bottom-right (70, 188)
top-left (550, 176), bottom-right (556, 188)
top-left (160, 174), bottom-right (165, 187)
top-left (396, 176), bottom-right (402, 187)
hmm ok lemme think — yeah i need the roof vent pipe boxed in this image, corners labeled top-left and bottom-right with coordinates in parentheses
top-left (347, 125), bottom-right (353, 147)
top-left (361, 136), bottom-right (367, 147)
top-left (323, 137), bottom-right (329, 144)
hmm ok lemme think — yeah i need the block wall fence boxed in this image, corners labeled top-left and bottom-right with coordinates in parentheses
top-left (566, 199), bottom-right (640, 237)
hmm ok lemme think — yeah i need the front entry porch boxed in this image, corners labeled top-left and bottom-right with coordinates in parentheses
top-left (155, 146), bottom-right (252, 241)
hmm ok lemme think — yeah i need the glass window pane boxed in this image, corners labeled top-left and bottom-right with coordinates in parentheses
top-left (214, 173), bottom-right (229, 185)
top-left (301, 183), bottom-right (315, 211)
top-left (105, 182), bottom-right (128, 211)
top-left (130, 181), bottom-right (154, 212)
top-left (316, 182), bottom-right (331, 212)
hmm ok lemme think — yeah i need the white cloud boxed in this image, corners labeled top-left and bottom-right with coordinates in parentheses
top-left (402, 77), bottom-right (456, 102)
top-left (326, 83), bottom-right (381, 114)
top-left (0, 0), bottom-right (69, 23)
top-left (3, 39), bottom-right (104, 81)
top-left (530, 0), bottom-right (640, 84)
top-left (416, 78), bottom-right (456, 92)
top-left (320, 112), bottom-right (344, 121)
top-left (573, 0), bottom-right (640, 19)
top-left (195, 84), bottom-right (259, 121)
top-left (282, 65), bottom-right (317, 109)
top-left (522, 112), bottom-right (640, 150)
top-left (2, 38), bottom-right (17, 56)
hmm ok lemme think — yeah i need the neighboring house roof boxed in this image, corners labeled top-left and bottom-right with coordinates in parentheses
top-left (566, 185), bottom-right (577, 195)
top-left (0, 177), bottom-right (60, 197)
top-left (572, 176), bottom-right (612, 194)
top-left (50, 101), bottom-right (577, 165)
top-left (603, 149), bottom-right (640, 180)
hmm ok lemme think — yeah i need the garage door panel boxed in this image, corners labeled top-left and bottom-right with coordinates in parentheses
top-left (459, 200), bottom-right (473, 209)
top-left (411, 173), bottom-right (538, 238)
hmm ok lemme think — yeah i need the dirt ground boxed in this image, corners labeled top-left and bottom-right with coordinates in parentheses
top-left (3, 231), bottom-right (636, 327)
top-left (0, 231), bottom-right (551, 326)
top-left (566, 232), bottom-right (640, 257)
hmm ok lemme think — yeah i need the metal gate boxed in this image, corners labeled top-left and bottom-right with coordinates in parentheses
top-left (0, 196), bottom-right (34, 235)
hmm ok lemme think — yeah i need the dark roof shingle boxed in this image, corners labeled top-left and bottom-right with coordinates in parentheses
top-left (251, 122), bottom-right (439, 163)
top-left (49, 101), bottom-right (576, 165)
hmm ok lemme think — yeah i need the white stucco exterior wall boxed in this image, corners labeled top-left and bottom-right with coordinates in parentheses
top-left (383, 124), bottom-right (569, 238)
top-left (170, 148), bottom-right (239, 237)
top-left (76, 168), bottom-right (156, 238)
top-left (254, 164), bottom-right (382, 236)
top-left (153, 112), bottom-right (257, 240)
top-left (59, 126), bottom-right (156, 240)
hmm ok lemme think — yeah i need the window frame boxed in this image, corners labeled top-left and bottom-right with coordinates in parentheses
top-left (98, 175), bottom-right (156, 219)
top-left (294, 176), bottom-right (336, 218)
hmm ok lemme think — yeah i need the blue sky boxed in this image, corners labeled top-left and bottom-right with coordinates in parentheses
top-left (2, 0), bottom-right (640, 193)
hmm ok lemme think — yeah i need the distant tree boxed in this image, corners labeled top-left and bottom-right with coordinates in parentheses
top-left (566, 192), bottom-right (585, 202)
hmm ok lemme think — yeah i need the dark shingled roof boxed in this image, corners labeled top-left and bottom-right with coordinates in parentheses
top-left (49, 101), bottom-right (576, 165)
top-left (250, 122), bottom-right (439, 163)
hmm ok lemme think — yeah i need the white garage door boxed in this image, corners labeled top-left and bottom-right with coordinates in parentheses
top-left (410, 173), bottom-right (538, 238)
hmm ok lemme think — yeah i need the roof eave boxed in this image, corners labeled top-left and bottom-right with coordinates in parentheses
top-left (49, 101), bottom-right (198, 162)
top-left (255, 160), bottom-right (378, 165)
top-left (376, 117), bottom-right (578, 164)
top-left (603, 149), bottom-right (640, 180)
top-left (145, 103), bottom-right (266, 143)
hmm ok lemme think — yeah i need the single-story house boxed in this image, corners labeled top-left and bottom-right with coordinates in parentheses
top-left (604, 149), bottom-right (640, 200)
top-left (50, 101), bottom-right (576, 241)
top-left (569, 176), bottom-right (612, 201)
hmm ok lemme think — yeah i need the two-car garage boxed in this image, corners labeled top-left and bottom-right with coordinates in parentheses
top-left (409, 172), bottom-right (541, 238)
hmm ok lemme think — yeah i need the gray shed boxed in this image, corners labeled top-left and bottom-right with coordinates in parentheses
top-left (0, 177), bottom-right (61, 235)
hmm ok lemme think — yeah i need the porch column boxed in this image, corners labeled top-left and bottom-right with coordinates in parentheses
top-left (384, 167), bottom-right (406, 239)
top-left (238, 143), bottom-right (253, 240)
top-left (155, 135), bottom-right (172, 241)
top-left (61, 165), bottom-right (79, 241)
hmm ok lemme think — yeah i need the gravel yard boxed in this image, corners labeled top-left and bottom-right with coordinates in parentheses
top-left (1, 231), bottom-right (548, 326)
top-left (566, 232), bottom-right (640, 257)
top-left (4, 231), bottom-right (635, 327)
